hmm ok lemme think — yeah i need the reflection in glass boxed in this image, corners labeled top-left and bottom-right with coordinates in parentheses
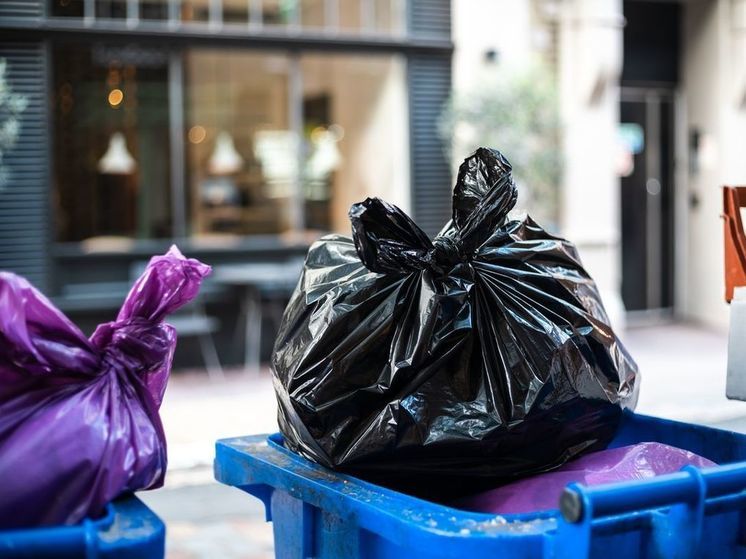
top-left (263, 0), bottom-right (298, 26)
top-left (96, 0), bottom-right (127, 18)
top-left (52, 44), bottom-right (172, 242)
top-left (141, 0), bottom-right (168, 20)
top-left (185, 50), bottom-right (293, 236)
top-left (181, 0), bottom-right (210, 22)
top-left (51, 0), bottom-right (85, 17)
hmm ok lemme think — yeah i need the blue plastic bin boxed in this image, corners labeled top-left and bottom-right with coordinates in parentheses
top-left (0, 494), bottom-right (165, 559)
top-left (215, 411), bottom-right (746, 559)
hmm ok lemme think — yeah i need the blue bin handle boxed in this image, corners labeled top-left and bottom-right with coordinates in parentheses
top-left (554, 461), bottom-right (746, 559)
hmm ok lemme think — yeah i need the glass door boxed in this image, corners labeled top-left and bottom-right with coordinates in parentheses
top-left (619, 89), bottom-right (676, 312)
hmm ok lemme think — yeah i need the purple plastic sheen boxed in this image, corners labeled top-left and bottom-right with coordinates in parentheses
top-left (0, 246), bottom-right (210, 528)
top-left (452, 442), bottom-right (717, 515)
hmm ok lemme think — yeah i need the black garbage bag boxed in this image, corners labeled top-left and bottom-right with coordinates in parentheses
top-left (272, 147), bottom-right (639, 498)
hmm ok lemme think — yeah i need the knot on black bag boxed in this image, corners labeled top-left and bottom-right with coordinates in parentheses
top-left (425, 235), bottom-right (467, 275)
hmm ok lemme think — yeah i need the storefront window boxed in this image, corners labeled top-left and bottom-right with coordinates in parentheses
top-left (141, 0), bottom-right (168, 20)
top-left (222, 0), bottom-right (249, 24)
top-left (52, 44), bottom-right (407, 244)
top-left (53, 44), bottom-right (172, 242)
top-left (49, 0), bottom-right (407, 36)
top-left (95, 0), bottom-right (127, 18)
top-left (185, 50), bottom-right (293, 237)
top-left (51, 0), bottom-right (84, 17)
top-left (262, 0), bottom-right (298, 25)
top-left (181, 0), bottom-right (211, 22)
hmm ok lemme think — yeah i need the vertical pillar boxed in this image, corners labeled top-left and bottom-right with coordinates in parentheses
top-left (558, 0), bottom-right (626, 328)
top-left (168, 51), bottom-right (187, 239)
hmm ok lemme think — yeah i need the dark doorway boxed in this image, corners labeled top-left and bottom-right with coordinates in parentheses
top-left (620, 0), bottom-right (681, 313)
top-left (620, 91), bottom-right (675, 311)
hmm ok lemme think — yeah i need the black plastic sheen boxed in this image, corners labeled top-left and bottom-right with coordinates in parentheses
top-left (272, 148), bottom-right (639, 497)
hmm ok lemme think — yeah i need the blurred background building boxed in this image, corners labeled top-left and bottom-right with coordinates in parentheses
top-left (0, 0), bottom-right (452, 366)
top-left (2, 0), bottom-right (745, 363)
top-left (453, 0), bottom-right (746, 331)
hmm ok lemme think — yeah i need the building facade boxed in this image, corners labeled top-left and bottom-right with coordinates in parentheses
top-left (453, 0), bottom-right (746, 331)
top-left (0, 0), bottom-right (453, 361)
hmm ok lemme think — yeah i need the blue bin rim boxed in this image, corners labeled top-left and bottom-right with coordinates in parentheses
top-left (0, 501), bottom-right (117, 536)
top-left (216, 433), bottom-right (565, 541)
top-left (215, 412), bottom-right (746, 542)
top-left (264, 431), bottom-right (562, 521)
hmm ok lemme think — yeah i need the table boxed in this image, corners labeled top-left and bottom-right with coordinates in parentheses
top-left (213, 260), bottom-right (303, 372)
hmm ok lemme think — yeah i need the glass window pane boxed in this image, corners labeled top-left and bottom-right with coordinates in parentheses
top-left (300, 0), bottom-right (324, 28)
top-left (300, 53), bottom-right (408, 232)
top-left (263, 0), bottom-right (297, 26)
top-left (181, 0), bottom-right (210, 22)
top-left (95, 0), bottom-right (127, 18)
top-left (338, 0), bottom-right (360, 31)
top-left (185, 50), bottom-right (294, 237)
top-left (51, 0), bottom-right (85, 17)
top-left (52, 44), bottom-right (172, 242)
top-left (373, 0), bottom-right (398, 33)
top-left (141, 0), bottom-right (169, 20)
top-left (223, 0), bottom-right (249, 24)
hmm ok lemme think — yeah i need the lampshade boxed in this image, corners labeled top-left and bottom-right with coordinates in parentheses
top-left (98, 132), bottom-right (136, 175)
top-left (208, 131), bottom-right (244, 175)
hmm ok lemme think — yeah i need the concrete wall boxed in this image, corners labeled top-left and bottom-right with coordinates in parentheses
top-left (681, 0), bottom-right (746, 330)
top-left (557, 0), bottom-right (626, 328)
top-left (452, 0), bottom-right (533, 94)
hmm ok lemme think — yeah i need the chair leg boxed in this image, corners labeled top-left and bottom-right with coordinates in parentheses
top-left (198, 333), bottom-right (224, 380)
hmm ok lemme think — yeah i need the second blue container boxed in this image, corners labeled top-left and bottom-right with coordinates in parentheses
top-left (215, 411), bottom-right (746, 559)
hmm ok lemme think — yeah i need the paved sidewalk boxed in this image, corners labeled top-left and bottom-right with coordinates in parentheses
top-left (139, 321), bottom-right (746, 558)
top-left (139, 369), bottom-right (278, 559)
top-left (623, 323), bottom-right (745, 425)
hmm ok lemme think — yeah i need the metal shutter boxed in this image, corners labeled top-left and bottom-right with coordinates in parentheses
top-left (409, 0), bottom-right (451, 39)
top-left (0, 41), bottom-right (50, 291)
top-left (408, 52), bottom-right (452, 238)
top-left (407, 0), bottom-right (452, 237)
top-left (0, 0), bottom-right (44, 19)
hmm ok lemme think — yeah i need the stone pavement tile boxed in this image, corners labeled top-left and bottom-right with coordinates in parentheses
top-left (161, 368), bottom-right (278, 473)
top-left (139, 481), bottom-right (274, 559)
top-left (623, 323), bottom-right (745, 424)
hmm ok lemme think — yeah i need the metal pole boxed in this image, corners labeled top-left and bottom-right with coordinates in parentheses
top-left (168, 0), bottom-right (181, 27)
top-left (168, 51), bottom-right (188, 239)
top-left (83, 0), bottom-right (94, 25)
top-left (249, 0), bottom-right (262, 30)
top-left (645, 93), bottom-right (662, 310)
top-left (289, 53), bottom-right (305, 232)
top-left (361, 0), bottom-right (374, 32)
top-left (209, 0), bottom-right (223, 29)
top-left (127, 0), bottom-right (139, 27)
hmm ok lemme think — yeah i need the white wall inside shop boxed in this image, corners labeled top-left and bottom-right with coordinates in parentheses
top-left (681, 0), bottom-right (746, 330)
top-left (302, 54), bottom-right (410, 233)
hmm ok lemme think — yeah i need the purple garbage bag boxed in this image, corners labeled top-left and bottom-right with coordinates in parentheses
top-left (452, 442), bottom-right (716, 515)
top-left (0, 246), bottom-right (210, 528)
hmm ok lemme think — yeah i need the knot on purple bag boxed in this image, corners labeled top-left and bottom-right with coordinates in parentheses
top-left (96, 319), bottom-right (175, 376)
top-left (425, 235), bottom-right (468, 275)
